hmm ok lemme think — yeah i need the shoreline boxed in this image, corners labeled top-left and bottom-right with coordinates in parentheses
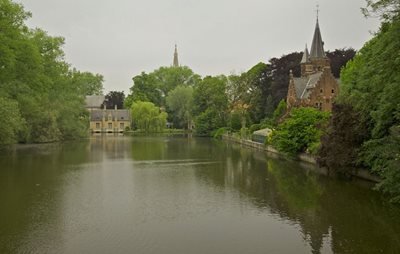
top-left (222, 134), bottom-right (380, 183)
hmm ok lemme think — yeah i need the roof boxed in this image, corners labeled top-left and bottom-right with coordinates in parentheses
top-left (85, 95), bottom-right (105, 108)
top-left (310, 19), bottom-right (326, 59)
top-left (253, 128), bottom-right (272, 137)
top-left (293, 72), bottom-right (323, 99)
top-left (300, 45), bottom-right (310, 64)
top-left (90, 109), bottom-right (131, 121)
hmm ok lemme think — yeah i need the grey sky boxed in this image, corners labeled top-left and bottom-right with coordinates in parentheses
top-left (18, 0), bottom-right (380, 94)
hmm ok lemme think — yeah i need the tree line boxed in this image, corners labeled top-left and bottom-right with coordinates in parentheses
top-left (0, 0), bottom-right (104, 145)
top-left (124, 49), bottom-right (354, 135)
top-left (318, 0), bottom-right (400, 202)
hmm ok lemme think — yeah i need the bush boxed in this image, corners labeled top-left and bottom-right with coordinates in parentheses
top-left (271, 107), bottom-right (330, 155)
top-left (212, 127), bottom-right (228, 139)
top-left (0, 97), bottom-right (25, 145)
top-left (249, 123), bottom-right (262, 133)
top-left (229, 111), bottom-right (242, 131)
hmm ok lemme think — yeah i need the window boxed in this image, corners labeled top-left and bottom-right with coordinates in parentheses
top-left (120, 123), bottom-right (124, 129)
top-left (108, 123), bottom-right (112, 129)
top-left (96, 123), bottom-right (100, 129)
top-left (332, 89), bottom-right (335, 94)
top-left (320, 89), bottom-right (323, 94)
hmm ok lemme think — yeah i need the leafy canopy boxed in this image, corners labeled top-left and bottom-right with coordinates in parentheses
top-left (271, 107), bottom-right (330, 155)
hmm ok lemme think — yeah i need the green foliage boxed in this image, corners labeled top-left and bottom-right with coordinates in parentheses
top-left (166, 85), bottom-right (194, 129)
top-left (318, 103), bottom-right (368, 175)
top-left (131, 101), bottom-right (167, 132)
top-left (195, 108), bottom-right (223, 136)
top-left (362, 0), bottom-right (400, 20)
top-left (212, 127), bottom-right (228, 139)
top-left (193, 76), bottom-right (228, 135)
top-left (249, 124), bottom-right (262, 134)
top-left (360, 127), bottom-right (400, 202)
top-left (0, 97), bottom-right (24, 145)
top-left (272, 100), bottom-right (287, 124)
top-left (226, 63), bottom-right (273, 124)
top-left (0, 0), bottom-right (102, 144)
top-left (228, 111), bottom-right (242, 132)
top-left (271, 107), bottom-right (330, 155)
top-left (105, 91), bottom-right (125, 109)
top-left (339, 17), bottom-right (400, 139)
top-left (126, 66), bottom-right (200, 108)
top-left (70, 69), bottom-right (104, 96)
top-left (320, 12), bottom-right (400, 202)
top-left (325, 48), bottom-right (357, 78)
top-left (240, 127), bottom-right (251, 140)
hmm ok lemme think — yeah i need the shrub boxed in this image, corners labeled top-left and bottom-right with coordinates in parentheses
top-left (271, 107), bottom-right (330, 155)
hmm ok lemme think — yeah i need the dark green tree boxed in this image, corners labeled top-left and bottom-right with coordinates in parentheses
top-left (193, 76), bottom-right (228, 135)
top-left (105, 91), bottom-right (125, 109)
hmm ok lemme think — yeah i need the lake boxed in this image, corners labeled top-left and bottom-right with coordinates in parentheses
top-left (0, 135), bottom-right (399, 253)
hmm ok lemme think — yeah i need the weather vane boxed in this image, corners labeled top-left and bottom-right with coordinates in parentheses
top-left (316, 3), bottom-right (320, 20)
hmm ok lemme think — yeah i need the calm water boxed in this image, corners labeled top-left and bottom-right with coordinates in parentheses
top-left (1, 135), bottom-right (400, 254)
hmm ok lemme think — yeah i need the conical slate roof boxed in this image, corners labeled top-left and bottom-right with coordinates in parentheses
top-left (301, 44), bottom-right (310, 63)
top-left (309, 19), bottom-right (326, 59)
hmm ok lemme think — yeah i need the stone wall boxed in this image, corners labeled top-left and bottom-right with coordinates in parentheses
top-left (222, 134), bottom-right (380, 183)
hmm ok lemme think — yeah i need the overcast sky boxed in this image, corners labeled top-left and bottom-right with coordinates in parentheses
top-left (18, 0), bottom-right (380, 94)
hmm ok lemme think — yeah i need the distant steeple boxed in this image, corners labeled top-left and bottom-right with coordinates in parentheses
top-left (301, 44), bottom-right (310, 63)
top-left (309, 18), bottom-right (326, 60)
top-left (173, 44), bottom-right (179, 67)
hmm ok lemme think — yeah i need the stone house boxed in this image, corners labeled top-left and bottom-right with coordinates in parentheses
top-left (286, 18), bottom-right (340, 112)
top-left (85, 95), bottom-right (131, 133)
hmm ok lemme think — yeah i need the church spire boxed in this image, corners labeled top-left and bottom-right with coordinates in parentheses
top-left (173, 44), bottom-right (179, 67)
top-left (309, 18), bottom-right (326, 60)
top-left (301, 44), bottom-right (310, 63)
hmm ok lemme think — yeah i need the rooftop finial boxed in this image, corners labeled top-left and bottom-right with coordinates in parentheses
top-left (173, 44), bottom-right (179, 67)
top-left (316, 3), bottom-right (320, 21)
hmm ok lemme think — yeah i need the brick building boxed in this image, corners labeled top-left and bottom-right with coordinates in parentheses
top-left (286, 18), bottom-right (339, 112)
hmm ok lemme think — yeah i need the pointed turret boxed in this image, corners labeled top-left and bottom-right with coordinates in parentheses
top-left (173, 44), bottom-right (179, 67)
top-left (301, 44), bottom-right (310, 63)
top-left (309, 19), bottom-right (326, 60)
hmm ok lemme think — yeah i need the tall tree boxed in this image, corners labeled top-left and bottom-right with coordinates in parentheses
top-left (166, 85), bottom-right (194, 129)
top-left (193, 76), bottom-right (228, 135)
top-left (70, 69), bottom-right (104, 96)
top-left (0, 0), bottom-right (102, 144)
top-left (326, 48), bottom-right (356, 78)
top-left (320, 6), bottom-right (400, 202)
top-left (125, 66), bottom-right (201, 108)
top-left (104, 91), bottom-right (125, 109)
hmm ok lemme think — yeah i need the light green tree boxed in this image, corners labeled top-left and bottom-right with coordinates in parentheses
top-left (271, 107), bottom-right (330, 155)
top-left (166, 85), bottom-right (194, 130)
top-left (131, 101), bottom-right (167, 132)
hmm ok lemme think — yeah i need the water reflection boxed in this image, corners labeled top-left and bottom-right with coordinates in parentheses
top-left (0, 136), bottom-right (399, 254)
